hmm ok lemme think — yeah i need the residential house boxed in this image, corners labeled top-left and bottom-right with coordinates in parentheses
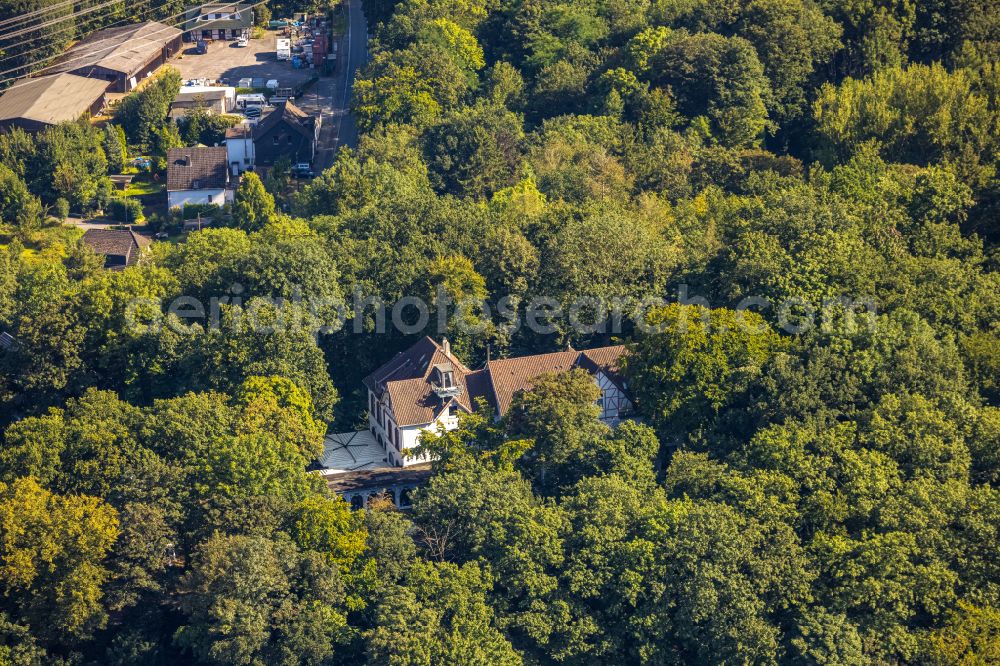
top-left (0, 74), bottom-right (109, 132)
top-left (47, 21), bottom-right (183, 92)
top-left (81, 228), bottom-right (152, 270)
top-left (358, 337), bottom-right (634, 469)
top-left (184, 3), bottom-right (254, 41)
top-left (225, 124), bottom-right (255, 174)
top-left (166, 146), bottom-right (232, 209)
top-left (252, 101), bottom-right (319, 167)
top-left (320, 336), bottom-right (635, 508)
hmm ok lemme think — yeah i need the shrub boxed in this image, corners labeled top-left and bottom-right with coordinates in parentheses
top-left (53, 198), bottom-right (70, 221)
top-left (106, 197), bottom-right (144, 223)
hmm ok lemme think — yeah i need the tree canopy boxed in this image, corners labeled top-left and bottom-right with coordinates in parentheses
top-left (1, 0), bottom-right (999, 660)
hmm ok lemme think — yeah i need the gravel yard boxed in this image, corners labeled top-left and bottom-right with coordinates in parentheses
top-left (168, 30), bottom-right (316, 90)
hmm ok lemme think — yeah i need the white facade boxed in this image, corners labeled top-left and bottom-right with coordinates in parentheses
top-left (236, 93), bottom-right (267, 109)
top-left (277, 38), bottom-right (291, 60)
top-left (367, 389), bottom-right (463, 467)
top-left (226, 133), bottom-right (255, 174)
top-left (178, 84), bottom-right (236, 110)
top-left (167, 187), bottom-right (231, 209)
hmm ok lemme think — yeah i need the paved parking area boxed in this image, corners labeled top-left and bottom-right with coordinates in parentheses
top-left (168, 30), bottom-right (315, 89)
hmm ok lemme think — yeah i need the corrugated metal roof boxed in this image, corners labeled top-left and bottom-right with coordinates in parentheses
top-left (0, 74), bottom-right (108, 125)
top-left (49, 21), bottom-right (181, 78)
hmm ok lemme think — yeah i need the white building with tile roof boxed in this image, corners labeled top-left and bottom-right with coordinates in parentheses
top-left (356, 337), bottom-right (634, 468)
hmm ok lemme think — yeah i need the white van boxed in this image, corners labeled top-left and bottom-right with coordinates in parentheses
top-left (236, 93), bottom-right (267, 109)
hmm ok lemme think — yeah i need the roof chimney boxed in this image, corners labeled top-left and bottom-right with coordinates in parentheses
top-left (442, 337), bottom-right (450, 356)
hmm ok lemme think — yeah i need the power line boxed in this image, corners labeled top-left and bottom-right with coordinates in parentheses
top-left (0, 11), bottom-right (187, 85)
top-left (0, 0), bottom-right (82, 31)
top-left (0, 0), bottom-right (144, 42)
top-left (0, 0), bottom-right (97, 33)
top-left (0, 0), bottom-right (264, 86)
top-left (0, 0), bottom-right (155, 68)
top-left (0, 1), bottom-right (193, 79)
top-left (0, 2), bottom-right (144, 66)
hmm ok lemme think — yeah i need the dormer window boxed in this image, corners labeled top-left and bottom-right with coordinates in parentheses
top-left (431, 362), bottom-right (463, 399)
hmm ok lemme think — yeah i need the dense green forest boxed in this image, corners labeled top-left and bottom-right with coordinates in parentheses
top-left (0, 0), bottom-right (999, 662)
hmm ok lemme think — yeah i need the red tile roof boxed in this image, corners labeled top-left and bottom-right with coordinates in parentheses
top-left (483, 350), bottom-right (581, 415)
top-left (366, 338), bottom-right (631, 427)
top-left (577, 345), bottom-right (629, 391)
top-left (364, 337), bottom-right (476, 427)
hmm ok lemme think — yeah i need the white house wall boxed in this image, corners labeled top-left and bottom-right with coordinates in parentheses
top-left (226, 139), bottom-right (255, 174)
top-left (368, 389), bottom-right (461, 468)
top-left (167, 188), bottom-right (230, 209)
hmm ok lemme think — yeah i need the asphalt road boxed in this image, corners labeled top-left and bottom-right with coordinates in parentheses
top-left (298, 0), bottom-right (369, 171)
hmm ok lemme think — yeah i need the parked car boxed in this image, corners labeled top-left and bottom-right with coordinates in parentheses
top-left (237, 36), bottom-right (248, 47)
top-left (291, 163), bottom-right (314, 178)
top-left (196, 40), bottom-right (208, 54)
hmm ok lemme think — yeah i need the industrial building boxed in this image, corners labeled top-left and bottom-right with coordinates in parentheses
top-left (47, 21), bottom-right (183, 92)
top-left (0, 74), bottom-right (109, 132)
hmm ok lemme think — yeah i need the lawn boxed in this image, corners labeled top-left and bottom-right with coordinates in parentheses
top-left (124, 180), bottom-right (165, 197)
